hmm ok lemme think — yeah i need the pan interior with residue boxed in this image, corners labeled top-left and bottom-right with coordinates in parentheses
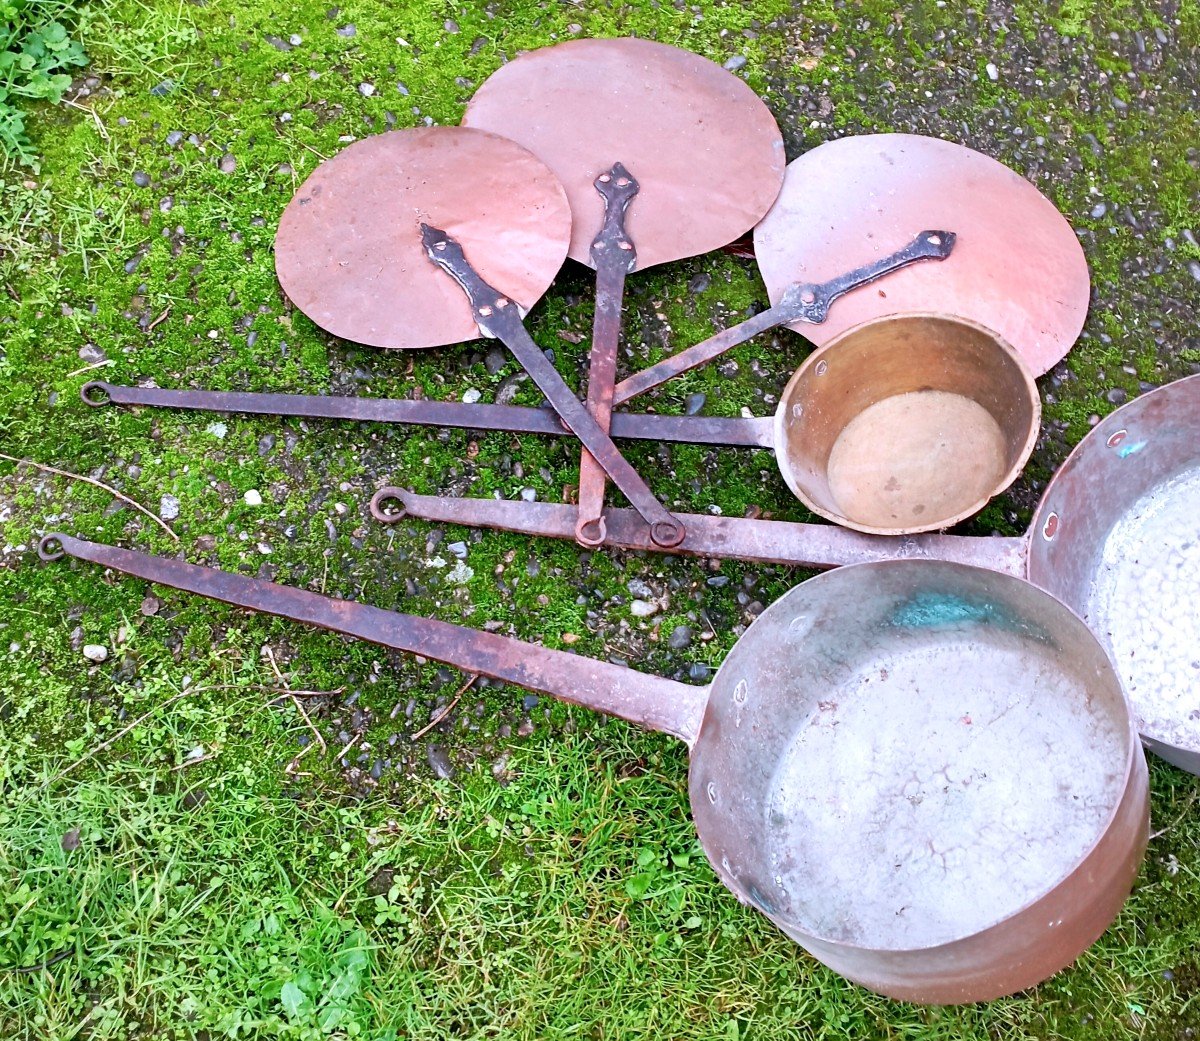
top-left (1028, 374), bottom-right (1200, 774)
top-left (690, 562), bottom-right (1133, 957)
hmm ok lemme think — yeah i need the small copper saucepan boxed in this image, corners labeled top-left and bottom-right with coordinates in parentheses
top-left (39, 536), bottom-right (1148, 1004)
top-left (773, 313), bottom-right (1040, 534)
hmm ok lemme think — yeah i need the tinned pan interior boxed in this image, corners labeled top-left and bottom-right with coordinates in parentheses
top-left (773, 314), bottom-right (1040, 535)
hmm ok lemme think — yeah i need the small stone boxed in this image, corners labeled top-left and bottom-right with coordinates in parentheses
top-left (1106, 387), bottom-right (1128, 405)
top-left (462, 388), bottom-right (482, 404)
top-left (561, 632), bottom-right (579, 645)
top-left (257, 433), bottom-right (276, 456)
top-left (288, 33), bottom-right (303, 46)
top-left (519, 487), bottom-right (537, 502)
top-left (517, 718), bottom-right (535, 737)
top-left (160, 494), bottom-right (180, 520)
top-left (140, 596), bottom-right (162, 617)
top-left (426, 744), bottom-right (454, 779)
top-left (397, 81), bottom-right (409, 96)
top-left (243, 489), bottom-right (263, 506)
top-left (264, 34), bottom-right (292, 51)
top-left (688, 272), bottom-right (711, 294)
top-left (668, 625), bottom-right (693, 650)
top-left (337, 23), bottom-right (356, 36)
top-left (150, 80), bottom-right (176, 96)
top-left (485, 348), bottom-right (507, 375)
top-left (83, 644), bottom-right (108, 663)
top-left (447, 541), bottom-right (468, 560)
top-left (688, 662), bottom-right (711, 682)
top-left (444, 19), bottom-right (459, 33)
top-left (522, 695), bottom-right (539, 711)
top-left (985, 62), bottom-right (999, 81)
top-left (358, 82), bottom-right (375, 97)
top-left (706, 575), bottom-right (730, 588)
top-left (627, 578), bottom-right (654, 599)
top-left (78, 343), bottom-right (107, 363)
top-left (1188, 260), bottom-right (1200, 283)
top-left (165, 131), bottom-right (184, 148)
top-left (723, 55), bottom-right (748, 71)
top-left (685, 393), bottom-right (706, 416)
top-left (218, 153), bottom-right (237, 174)
top-left (132, 170), bottom-right (151, 187)
top-left (124, 253), bottom-right (144, 275)
top-left (60, 828), bottom-right (81, 852)
top-left (630, 599), bottom-right (659, 618)
top-left (1090, 202), bottom-right (1107, 218)
top-left (206, 421), bottom-right (227, 439)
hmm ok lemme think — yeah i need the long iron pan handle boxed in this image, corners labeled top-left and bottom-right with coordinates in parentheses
top-left (421, 224), bottom-right (684, 549)
top-left (372, 489), bottom-right (1029, 577)
top-left (80, 382), bottom-right (775, 448)
top-left (612, 230), bottom-right (955, 406)
top-left (39, 533), bottom-right (708, 746)
top-left (576, 163), bottom-right (639, 548)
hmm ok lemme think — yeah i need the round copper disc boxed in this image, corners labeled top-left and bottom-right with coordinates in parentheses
top-left (274, 127), bottom-right (572, 350)
top-left (462, 38), bottom-right (785, 270)
top-left (753, 134), bottom-right (1091, 376)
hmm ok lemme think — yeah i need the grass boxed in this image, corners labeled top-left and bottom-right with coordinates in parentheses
top-left (2, 0), bottom-right (1200, 1037)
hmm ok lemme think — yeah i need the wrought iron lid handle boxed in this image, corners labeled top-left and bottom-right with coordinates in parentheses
top-left (779, 229), bottom-right (956, 325)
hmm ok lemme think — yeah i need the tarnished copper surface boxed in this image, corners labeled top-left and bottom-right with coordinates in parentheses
top-left (774, 314), bottom-right (1040, 534)
top-left (462, 37), bottom-right (785, 269)
top-left (41, 536), bottom-right (1147, 1003)
top-left (274, 127), bottom-right (571, 350)
top-left (754, 134), bottom-right (1091, 376)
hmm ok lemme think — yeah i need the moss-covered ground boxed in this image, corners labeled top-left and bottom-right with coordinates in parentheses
top-left (1, 0), bottom-right (1199, 1037)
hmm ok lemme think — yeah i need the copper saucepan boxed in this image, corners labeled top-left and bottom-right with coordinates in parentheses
top-left (38, 536), bottom-right (1148, 1004)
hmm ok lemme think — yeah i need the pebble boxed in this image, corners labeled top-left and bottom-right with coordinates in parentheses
top-left (447, 541), bottom-right (468, 559)
top-left (688, 663), bottom-right (711, 682)
top-left (485, 348), bottom-right (507, 375)
top-left (206, 421), bottom-right (227, 439)
top-left (724, 55), bottom-right (748, 71)
top-left (150, 80), bottom-right (175, 96)
top-left (218, 153), bottom-right (237, 174)
top-left (668, 625), bottom-right (693, 650)
top-left (523, 695), bottom-right (539, 711)
top-left (706, 575), bottom-right (730, 588)
top-left (160, 494), bottom-right (180, 520)
top-left (288, 33), bottom-right (302, 46)
top-left (520, 487), bottom-right (537, 502)
top-left (1106, 387), bottom-right (1128, 405)
top-left (685, 393), bottom-right (706, 416)
top-left (688, 273), bottom-right (711, 295)
top-left (264, 35), bottom-right (292, 51)
top-left (78, 343), bottom-right (107, 363)
top-left (358, 82), bottom-right (375, 97)
top-left (140, 596), bottom-right (162, 617)
top-left (517, 718), bottom-right (535, 737)
top-left (166, 131), bottom-right (184, 147)
top-left (83, 644), bottom-right (108, 663)
top-left (132, 170), bottom-right (151, 187)
top-left (244, 489), bottom-right (263, 506)
top-left (985, 62), bottom-right (999, 81)
top-left (337, 24), bottom-right (356, 37)
top-left (1188, 260), bottom-right (1200, 283)
top-left (627, 578), bottom-right (654, 599)
top-left (426, 744), bottom-right (454, 779)
top-left (462, 388), bottom-right (482, 404)
top-left (1090, 202), bottom-right (1107, 218)
top-left (444, 19), bottom-right (459, 33)
top-left (630, 599), bottom-right (658, 618)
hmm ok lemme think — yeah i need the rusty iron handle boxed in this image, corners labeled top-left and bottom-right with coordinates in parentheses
top-left (420, 223), bottom-right (685, 548)
top-left (577, 162), bottom-right (639, 547)
top-left (612, 230), bottom-right (956, 406)
top-left (39, 533), bottom-right (709, 745)
top-left (80, 381), bottom-right (774, 447)
top-left (372, 489), bottom-right (1031, 577)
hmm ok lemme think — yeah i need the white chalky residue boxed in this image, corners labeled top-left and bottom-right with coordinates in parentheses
top-left (764, 641), bottom-right (1124, 949)
top-left (1084, 467), bottom-right (1200, 751)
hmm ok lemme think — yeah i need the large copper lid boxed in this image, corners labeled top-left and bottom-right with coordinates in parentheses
top-left (753, 134), bottom-right (1091, 376)
top-left (274, 127), bottom-right (572, 350)
top-left (463, 37), bottom-right (786, 270)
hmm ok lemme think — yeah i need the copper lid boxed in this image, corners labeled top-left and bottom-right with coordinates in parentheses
top-left (275, 127), bottom-right (572, 350)
top-left (753, 134), bottom-right (1091, 375)
top-left (463, 37), bottom-right (786, 269)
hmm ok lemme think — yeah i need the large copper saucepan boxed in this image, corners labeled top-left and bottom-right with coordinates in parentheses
top-left (38, 536), bottom-right (1148, 1004)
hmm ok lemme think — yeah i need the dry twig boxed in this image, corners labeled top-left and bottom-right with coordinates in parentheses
top-left (411, 674), bottom-right (478, 741)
